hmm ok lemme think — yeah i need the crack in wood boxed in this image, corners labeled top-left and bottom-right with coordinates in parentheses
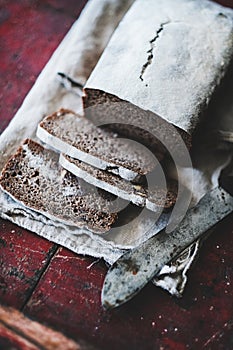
top-left (21, 245), bottom-right (59, 312)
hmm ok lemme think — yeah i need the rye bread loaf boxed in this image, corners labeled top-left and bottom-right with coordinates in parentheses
top-left (83, 0), bottom-right (233, 152)
top-left (37, 109), bottom-right (158, 181)
top-left (60, 153), bottom-right (178, 212)
top-left (0, 139), bottom-right (118, 234)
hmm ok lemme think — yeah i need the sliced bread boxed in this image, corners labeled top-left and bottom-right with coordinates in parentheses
top-left (60, 153), bottom-right (178, 212)
top-left (0, 139), bottom-right (118, 234)
top-left (36, 109), bottom-right (158, 181)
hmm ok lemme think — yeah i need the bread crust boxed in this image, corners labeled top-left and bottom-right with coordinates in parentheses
top-left (60, 153), bottom-right (178, 212)
top-left (37, 109), bottom-right (157, 181)
top-left (0, 139), bottom-right (117, 234)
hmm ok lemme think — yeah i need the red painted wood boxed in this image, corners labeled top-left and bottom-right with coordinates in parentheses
top-left (0, 305), bottom-right (85, 350)
top-left (24, 248), bottom-right (107, 345)
top-left (0, 322), bottom-right (39, 350)
top-left (0, 218), bottom-right (57, 309)
top-left (1, 1), bottom-right (233, 349)
top-left (216, 0), bottom-right (233, 6)
top-left (0, 0), bottom-right (86, 133)
top-left (0, 0), bottom-right (87, 312)
top-left (24, 215), bottom-right (233, 350)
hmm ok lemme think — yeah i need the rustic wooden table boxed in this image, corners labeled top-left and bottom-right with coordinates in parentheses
top-left (0, 1), bottom-right (233, 349)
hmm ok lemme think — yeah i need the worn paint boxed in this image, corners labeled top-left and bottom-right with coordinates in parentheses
top-left (0, 219), bottom-right (57, 308)
top-left (1, 1), bottom-right (233, 350)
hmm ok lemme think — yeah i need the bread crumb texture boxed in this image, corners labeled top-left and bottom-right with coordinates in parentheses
top-left (0, 139), bottom-right (117, 233)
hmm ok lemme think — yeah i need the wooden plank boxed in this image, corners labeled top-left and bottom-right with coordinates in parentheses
top-left (0, 0), bottom-right (86, 133)
top-left (0, 304), bottom-right (88, 350)
top-left (0, 218), bottom-right (57, 309)
top-left (0, 323), bottom-right (39, 350)
top-left (0, 0), bottom-right (88, 310)
top-left (1, 1), bottom-right (233, 349)
top-left (24, 214), bottom-right (233, 349)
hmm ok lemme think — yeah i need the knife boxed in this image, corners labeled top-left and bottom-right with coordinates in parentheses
top-left (101, 186), bottom-right (233, 309)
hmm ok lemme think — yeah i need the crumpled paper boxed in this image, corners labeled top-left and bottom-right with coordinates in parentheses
top-left (0, 0), bottom-right (232, 297)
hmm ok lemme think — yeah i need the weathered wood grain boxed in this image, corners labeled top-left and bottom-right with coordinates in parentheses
top-left (1, 1), bottom-right (233, 349)
top-left (0, 305), bottom-right (88, 350)
top-left (0, 0), bottom-right (86, 134)
top-left (0, 218), bottom-right (57, 308)
top-left (24, 214), bottom-right (233, 349)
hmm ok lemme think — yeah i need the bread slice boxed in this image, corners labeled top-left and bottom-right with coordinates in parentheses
top-left (0, 139), bottom-right (118, 234)
top-left (36, 109), bottom-right (158, 181)
top-left (60, 153), bottom-right (178, 212)
top-left (83, 0), bottom-right (233, 151)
